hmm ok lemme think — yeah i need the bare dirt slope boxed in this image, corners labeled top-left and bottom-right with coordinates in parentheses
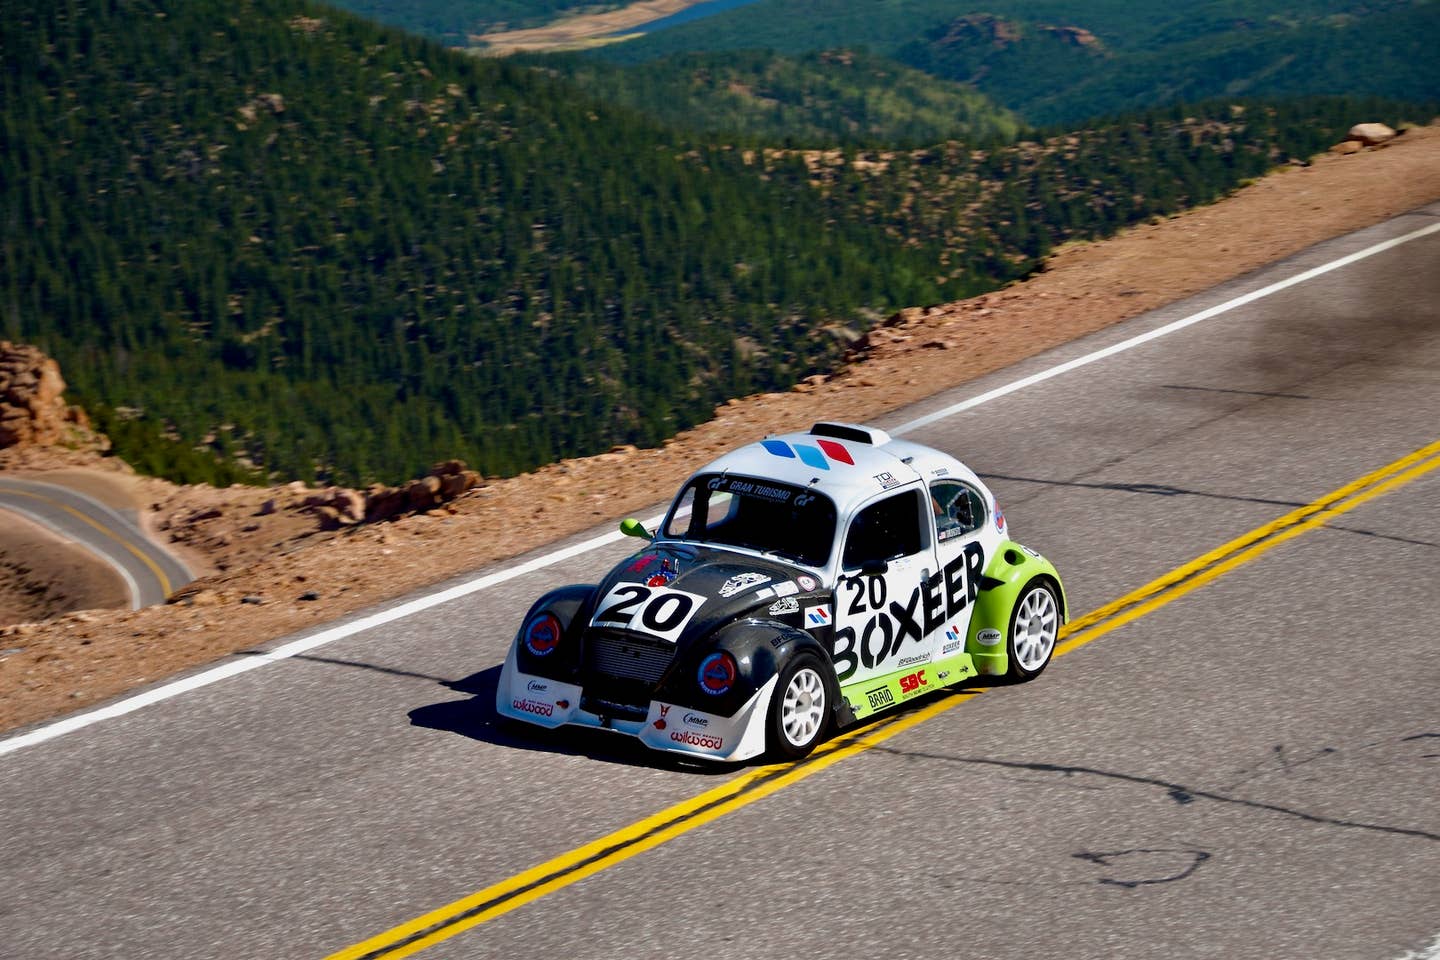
top-left (2, 123), bottom-right (1438, 735)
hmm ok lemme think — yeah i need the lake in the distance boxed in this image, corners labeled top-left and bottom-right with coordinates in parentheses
top-left (618, 0), bottom-right (763, 36)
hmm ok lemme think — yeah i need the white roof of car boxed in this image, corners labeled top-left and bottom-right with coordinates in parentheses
top-left (692, 422), bottom-right (984, 514)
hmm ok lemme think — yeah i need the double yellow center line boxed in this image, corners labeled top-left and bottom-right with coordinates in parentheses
top-left (329, 437), bottom-right (1440, 960)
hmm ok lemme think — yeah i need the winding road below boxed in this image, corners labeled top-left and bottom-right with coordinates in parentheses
top-left (2, 206), bottom-right (1437, 960)
top-left (0, 476), bottom-right (192, 608)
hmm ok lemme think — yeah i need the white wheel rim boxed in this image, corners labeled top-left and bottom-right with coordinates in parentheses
top-left (1013, 587), bottom-right (1058, 672)
top-left (781, 667), bottom-right (826, 747)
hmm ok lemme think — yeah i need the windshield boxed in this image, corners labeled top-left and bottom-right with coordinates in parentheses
top-left (663, 474), bottom-right (836, 568)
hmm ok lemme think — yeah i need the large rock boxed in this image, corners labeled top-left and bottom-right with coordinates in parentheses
top-left (1347, 123), bottom-right (1396, 147)
top-left (0, 342), bottom-right (104, 450)
top-left (360, 462), bottom-right (485, 522)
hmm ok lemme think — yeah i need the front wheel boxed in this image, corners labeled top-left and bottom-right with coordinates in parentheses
top-left (1007, 580), bottom-right (1060, 681)
top-left (767, 653), bottom-right (830, 760)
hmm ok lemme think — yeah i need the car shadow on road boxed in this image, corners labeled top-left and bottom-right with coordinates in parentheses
top-left (407, 665), bottom-right (733, 775)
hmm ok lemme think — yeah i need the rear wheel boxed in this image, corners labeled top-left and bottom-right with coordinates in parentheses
top-left (767, 653), bottom-right (830, 760)
top-left (1007, 580), bottom-right (1060, 680)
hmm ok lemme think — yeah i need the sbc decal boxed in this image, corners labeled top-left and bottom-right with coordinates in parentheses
top-left (898, 669), bottom-right (928, 695)
top-left (591, 583), bottom-right (707, 643)
top-left (831, 543), bottom-right (984, 681)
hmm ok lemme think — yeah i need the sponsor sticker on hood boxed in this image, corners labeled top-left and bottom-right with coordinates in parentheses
top-left (720, 572), bottom-right (772, 598)
top-left (768, 596), bottom-right (800, 616)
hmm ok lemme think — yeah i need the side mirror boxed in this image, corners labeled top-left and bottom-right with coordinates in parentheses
top-left (620, 518), bottom-right (652, 540)
top-left (859, 557), bottom-right (890, 576)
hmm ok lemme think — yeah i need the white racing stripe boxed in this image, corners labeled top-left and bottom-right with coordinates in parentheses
top-left (2, 217), bottom-right (1437, 760)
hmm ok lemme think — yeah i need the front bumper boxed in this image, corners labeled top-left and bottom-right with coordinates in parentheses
top-left (495, 646), bottom-right (775, 762)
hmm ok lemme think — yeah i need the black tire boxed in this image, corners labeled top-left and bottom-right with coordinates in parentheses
top-left (766, 652), bottom-right (831, 760)
top-left (1006, 580), bottom-right (1061, 681)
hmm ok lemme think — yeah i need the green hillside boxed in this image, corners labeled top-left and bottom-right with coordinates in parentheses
top-left (2, 0), bottom-right (954, 485)
top-left (4, 0), bottom-right (1430, 488)
top-left (596, 0), bottom-right (1440, 125)
top-left (521, 48), bottom-right (1023, 148)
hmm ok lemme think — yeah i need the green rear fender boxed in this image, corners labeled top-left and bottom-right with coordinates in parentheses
top-left (966, 541), bottom-right (1067, 676)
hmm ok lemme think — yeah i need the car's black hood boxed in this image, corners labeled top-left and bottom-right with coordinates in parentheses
top-left (590, 542), bottom-right (819, 647)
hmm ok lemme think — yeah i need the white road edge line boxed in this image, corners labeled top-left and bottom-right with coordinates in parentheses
top-left (892, 219), bottom-right (1440, 435)
top-left (1394, 932), bottom-right (1440, 960)
top-left (3, 217), bottom-right (1438, 760)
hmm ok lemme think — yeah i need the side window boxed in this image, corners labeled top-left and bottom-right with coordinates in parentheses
top-left (842, 490), bottom-right (926, 569)
top-left (930, 480), bottom-right (987, 540)
top-left (664, 487), bottom-right (695, 538)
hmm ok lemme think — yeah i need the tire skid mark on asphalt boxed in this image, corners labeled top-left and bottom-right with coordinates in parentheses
top-left (326, 437), bottom-right (1440, 960)
top-left (1055, 435), bottom-right (1440, 654)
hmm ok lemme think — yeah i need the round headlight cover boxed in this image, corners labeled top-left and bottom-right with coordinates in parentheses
top-left (523, 612), bottom-right (563, 657)
top-left (697, 651), bottom-right (737, 696)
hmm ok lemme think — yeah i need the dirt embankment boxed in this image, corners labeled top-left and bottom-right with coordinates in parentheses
top-left (1, 122), bottom-right (1438, 735)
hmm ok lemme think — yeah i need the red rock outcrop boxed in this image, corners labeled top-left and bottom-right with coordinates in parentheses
top-left (299, 460), bottom-right (486, 529)
top-left (1041, 24), bottom-right (1103, 49)
top-left (0, 342), bottom-right (105, 451)
top-left (1331, 122), bottom-right (1400, 155)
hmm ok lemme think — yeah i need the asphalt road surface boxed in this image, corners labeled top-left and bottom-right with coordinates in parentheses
top-left (0, 476), bottom-right (192, 607)
top-left (2, 205), bottom-right (1437, 960)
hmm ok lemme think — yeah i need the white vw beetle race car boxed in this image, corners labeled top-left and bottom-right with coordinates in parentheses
top-left (497, 422), bottom-right (1066, 762)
